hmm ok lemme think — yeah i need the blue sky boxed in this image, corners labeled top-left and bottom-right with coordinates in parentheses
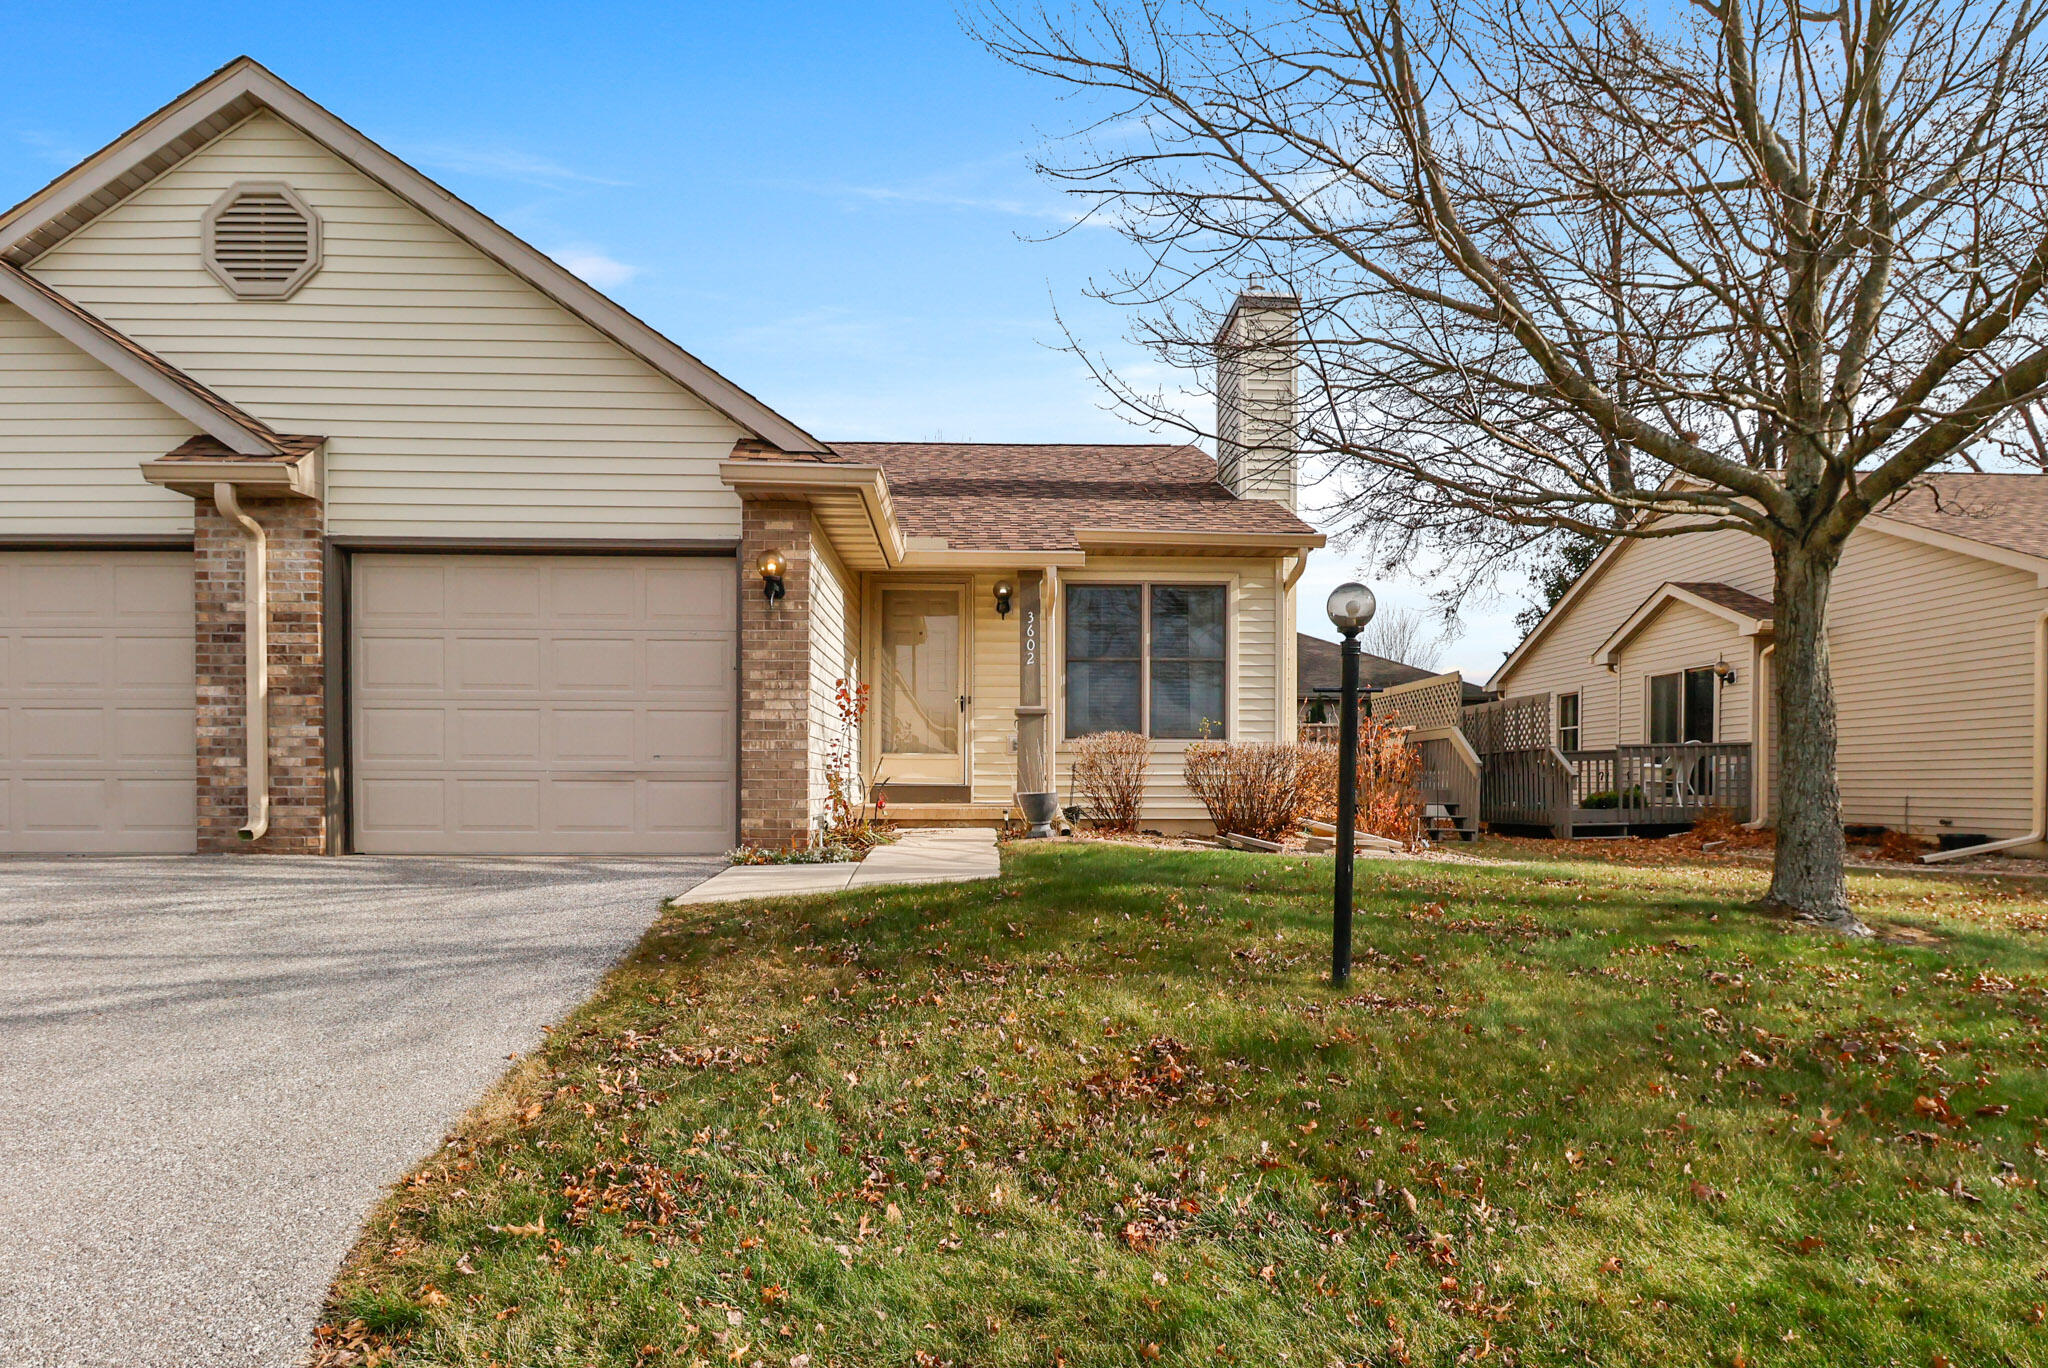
top-left (0, 1), bottom-right (1527, 676)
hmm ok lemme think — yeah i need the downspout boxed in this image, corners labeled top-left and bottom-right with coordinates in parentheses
top-left (1922, 608), bottom-right (2048, 862)
top-left (213, 482), bottom-right (270, 843)
top-left (1743, 641), bottom-right (1775, 830)
top-left (1280, 553), bottom-right (1309, 741)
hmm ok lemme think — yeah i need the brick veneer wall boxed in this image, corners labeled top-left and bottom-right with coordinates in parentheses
top-left (739, 498), bottom-right (815, 848)
top-left (194, 494), bottom-right (326, 854)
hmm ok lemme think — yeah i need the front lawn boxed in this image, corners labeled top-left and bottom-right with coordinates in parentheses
top-left (317, 846), bottom-right (2048, 1367)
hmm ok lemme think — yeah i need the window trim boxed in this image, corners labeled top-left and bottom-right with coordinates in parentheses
top-left (1646, 666), bottom-right (1718, 744)
top-left (1059, 575), bottom-right (1235, 742)
top-left (1556, 690), bottom-right (1581, 752)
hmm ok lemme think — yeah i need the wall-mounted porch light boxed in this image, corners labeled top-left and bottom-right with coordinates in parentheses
top-left (993, 579), bottom-right (1014, 618)
top-left (757, 549), bottom-right (787, 603)
top-left (1714, 656), bottom-right (1737, 686)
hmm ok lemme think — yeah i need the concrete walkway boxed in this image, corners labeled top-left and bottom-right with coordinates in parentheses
top-left (676, 827), bottom-right (1000, 903)
top-left (0, 854), bottom-right (720, 1368)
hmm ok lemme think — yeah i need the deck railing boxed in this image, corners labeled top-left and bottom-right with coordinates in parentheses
top-left (1585, 742), bottom-right (1752, 825)
top-left (1303, 725), bottom-right (1753, 831)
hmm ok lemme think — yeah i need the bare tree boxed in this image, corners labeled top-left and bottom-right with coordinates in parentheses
top-left (970, 0), bottom-right (2048, 934)
top-left (1359, 604), bottom-right (1445, 669)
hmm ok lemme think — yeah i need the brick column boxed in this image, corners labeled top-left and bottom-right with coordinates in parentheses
top-left (739, 498), bottom-right (814, 848)
top-left (195, 494), bottom-right (326, 854)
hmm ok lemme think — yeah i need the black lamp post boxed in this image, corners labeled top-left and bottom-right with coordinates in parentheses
top-left (1325, 581), bottom-right (1377, 987)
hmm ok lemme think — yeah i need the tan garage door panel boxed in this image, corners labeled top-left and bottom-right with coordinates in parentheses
top-left (351, 554), bottom-right (736, 854)
top-left (0, 551), bottom-right (196, 853)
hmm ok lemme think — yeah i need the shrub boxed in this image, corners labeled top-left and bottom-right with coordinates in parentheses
top-left (1183, 742), bottom-right (1312, 841)
top-left (1072, 731), bottom-right (1150, 833)
top-left (1297, 717), bottom-right (1422, 841)
top-left (822, 678), bottom-right (889, 846)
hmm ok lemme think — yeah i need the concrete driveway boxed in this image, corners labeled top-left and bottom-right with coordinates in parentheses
top-left (0, 854), bottom-right (720, 1368)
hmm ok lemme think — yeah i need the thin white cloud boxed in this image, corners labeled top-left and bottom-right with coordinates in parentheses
top-left (812, 180), bottom-right (1095, 226)
top-left (12, 128), bottom-right (87, 168)
top-left (405, 142), bottom-right (629, 188)
top-left (549, 247), bottom-right (640, 289)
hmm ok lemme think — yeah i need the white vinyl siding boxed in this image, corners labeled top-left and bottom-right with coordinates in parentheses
top-left (1497, 528), bottom-right (1770, 749)
top-left (1502, 520), bottom-right (2048, 842)
top-left (969, 572), bottom-right (1023, 808)
top-left (0, 302), bottom-right (197, 535)
top-left (1614, 600), bottom-right (1750, 745)
top-left (807, 525), bottom-right (862, 825)
top-left (1825, 532), bottom-right (2044, 838)
top-left (27, 112), bottom-right (750, 540)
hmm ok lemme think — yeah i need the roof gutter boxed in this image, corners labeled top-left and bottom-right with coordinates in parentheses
top-left (212, 482), bottom-right (270, 843)
top-left (1921, 607), bottom-right (2048, 862)
top-left (718, 459), bottom-right (906, 566)
top-left (1072, 528), bottom-right (1326, 553)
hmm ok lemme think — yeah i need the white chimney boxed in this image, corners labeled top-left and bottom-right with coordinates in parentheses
top-left (1214, 282), bottom-right (1300, 509)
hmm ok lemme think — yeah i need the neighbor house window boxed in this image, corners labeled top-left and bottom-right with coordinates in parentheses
top-left (1557, 691), bottom-right (1581, 752)
top-left (1648, 668), bottom-right (1716, 743)
top-left (1065, 583), bottom-right (1227, 739)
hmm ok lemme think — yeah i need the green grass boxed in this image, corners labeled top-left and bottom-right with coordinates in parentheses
top-left (316, 845), bottom-right (2048, 1367)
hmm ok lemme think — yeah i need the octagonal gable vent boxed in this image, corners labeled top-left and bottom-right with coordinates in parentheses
top-left (203, 182), bottom-right (321, 299)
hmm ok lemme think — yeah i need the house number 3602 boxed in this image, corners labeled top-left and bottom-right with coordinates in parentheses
top-left (1023, 607), bottom-right (1038, 666)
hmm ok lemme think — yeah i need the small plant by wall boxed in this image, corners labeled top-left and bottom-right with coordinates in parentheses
top-left (1183, 742), bottom-right (1312, 842)
top-left (1298, 717), bottom-right (1423, 841)
top-left (1071, 731), bottom-right (1150, 833)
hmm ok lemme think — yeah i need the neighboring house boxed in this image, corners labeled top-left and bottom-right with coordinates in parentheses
top-left (0, 58), bottom-right (1321, 855)
top-left (1488, 474), bottom-right (2048, 850)
top-left (1294, 633), bottom-right (1488, 720)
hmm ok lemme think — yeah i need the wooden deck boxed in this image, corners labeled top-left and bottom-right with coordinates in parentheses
top-left (1481, 743), bottom-right (1753, 836)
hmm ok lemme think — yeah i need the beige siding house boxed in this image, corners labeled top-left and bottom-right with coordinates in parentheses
top-left (1490, 476), bottom-right (2048, 854)
top-left (0, 57), bottom-right (1320, 856)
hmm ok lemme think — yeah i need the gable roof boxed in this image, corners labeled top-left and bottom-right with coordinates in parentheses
top-left (1296, 633), bottom-right (1489, 701)
top-left (1592, 581), bottom-right (1774, 667)
top-left (823, 442), bottom-right (1323, 553)
top-left (1492, 472), bottom-right (2048, 690)
top-left (1874, 473), bottom-right (2048, 563)
top-left (0, 56), bottom-right (827, 455)
top-left (1668, 581), bottom-right (1774, 620)
top-left (0, 259), bottom-right (288, 455)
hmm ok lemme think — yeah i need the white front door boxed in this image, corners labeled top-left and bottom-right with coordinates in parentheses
top-left (874, 584), bottom-right (968, 785)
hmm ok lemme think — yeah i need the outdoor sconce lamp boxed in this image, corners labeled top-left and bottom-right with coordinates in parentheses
top-left (756, 549), bottom-right (787, 603)
top-left (1323, 581), bottom-right (1378, 989)
top-left (1715, 657), bottom-right (1737, 686)
top-left (993, 579), bottom-right (1014, 618)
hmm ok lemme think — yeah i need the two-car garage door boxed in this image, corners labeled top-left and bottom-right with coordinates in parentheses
top-left (350, 554), bottom-right (736, 855)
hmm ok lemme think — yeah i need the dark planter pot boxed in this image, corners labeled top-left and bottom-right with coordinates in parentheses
top-left (1017, 791), bottom-right (1061, 839)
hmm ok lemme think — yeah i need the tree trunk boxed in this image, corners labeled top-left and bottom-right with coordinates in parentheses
top-left (1761, 540), bottom-right (1871, 936)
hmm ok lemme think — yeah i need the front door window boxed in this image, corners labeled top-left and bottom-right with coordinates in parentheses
top-left (877, 586), bottom-right (965, 782)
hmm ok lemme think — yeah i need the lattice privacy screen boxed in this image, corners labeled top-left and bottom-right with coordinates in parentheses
top-left (1368, 672), bottom-right (1465, 731)
top-left (1461, 693), bottom-right (1554, 754)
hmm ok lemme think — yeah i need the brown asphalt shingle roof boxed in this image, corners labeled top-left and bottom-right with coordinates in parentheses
top-left (157, 434), bottom-right (325, 461)
top-left (1877, 473), bottom-right (2048, 561)
top-left (821, 442), bottom-right (1321, 552)
top-left (1296, 633), bottom-right (1490, 701)
top-left (1670, 581), bottom-right (1774, 619)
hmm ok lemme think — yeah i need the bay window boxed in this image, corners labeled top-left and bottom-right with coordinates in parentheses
top-left (1065, 583), bottom-right (1227, 738)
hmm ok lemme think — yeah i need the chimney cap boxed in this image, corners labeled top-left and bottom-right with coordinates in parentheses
top-left (1216, 279), bottom-right (1301, 344)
